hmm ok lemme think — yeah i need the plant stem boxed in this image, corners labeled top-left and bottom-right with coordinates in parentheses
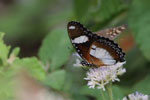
top-left (100, 89), bottom-right (106, 100)
top-left (106, 82), bottom-right (113, 100)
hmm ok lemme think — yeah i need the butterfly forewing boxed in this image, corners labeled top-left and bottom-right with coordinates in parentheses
top-left (68, 21), bottom-right (90, 40)
top-left (67, 21), bottom-right (93, 63)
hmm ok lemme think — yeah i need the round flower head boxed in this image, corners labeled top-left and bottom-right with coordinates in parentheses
top-left (84, 62), bottom-right (126, 91)
top-left (73, 53), bottom-right (126, 91)
top-left (122, 92), bottom-right (149, 100)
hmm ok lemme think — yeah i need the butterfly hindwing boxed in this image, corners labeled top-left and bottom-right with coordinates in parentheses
top-left (94, 25), bottom-right (126, 40)
top-left (88, 35), bottom-right (125, 66)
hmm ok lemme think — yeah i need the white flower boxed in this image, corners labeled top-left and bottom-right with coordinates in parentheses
top-left (84, 62), bottom-right (126, 91)
top-left (122, 91), bottom-right (149, 100)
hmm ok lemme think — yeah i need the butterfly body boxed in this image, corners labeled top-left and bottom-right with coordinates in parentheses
top-left (67, 21), bottom-right (125, 67)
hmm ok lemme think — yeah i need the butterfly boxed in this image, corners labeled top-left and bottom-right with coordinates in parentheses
top-left (67, 21), bottom-right (125, 67)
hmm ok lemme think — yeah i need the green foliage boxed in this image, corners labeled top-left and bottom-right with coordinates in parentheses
top-left (10, 47), bottom-right (20, 56)
top-left (80, 85), bottom-right (124, 100)
top-left (119, 47), bottom-right (148, 87)
top-left (128, 0), bottom-right (150, 61)
top-left (112, 86), bottom-right (124, 100)
top-left (73, 0), bottom-right (124, 26)
top-left (0, 32), bottom-right (10, 66)
top-left (133, 74), bottom-right (150, 94)
top-left (0, 66), bottom-right (15, 100)
top-left (73, 0), bottom-right (90, 22)
top-left (39, 29), bottom-right (72, 71)
top-left (94, 0), bottom-right (124, 22)
top-left (0, 33), bottom-right (46, 100)
top-left (44, 70), bottom-right (66, 90)
top-left (80, 86), bottom-right (103, 100)
top-left (45, 9), bottom-right (73, 29)
top-left (0, 0), bottom-right (56, 41)
top-left (0, 75), bottom-right (15, 100)
top-left (12, 57), bottom-right (46, 81)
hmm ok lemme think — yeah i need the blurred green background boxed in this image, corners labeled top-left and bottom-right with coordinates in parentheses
top-left (0, 0), bottom-right (150, 100)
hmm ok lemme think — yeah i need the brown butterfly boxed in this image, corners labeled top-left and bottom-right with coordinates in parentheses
top-left (67, 21), bottom-right (125, 67)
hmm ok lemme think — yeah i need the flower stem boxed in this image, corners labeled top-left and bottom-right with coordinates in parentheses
top-left (106, 82), bottom-right (113, 100)
top-left (100, 89), bottom-right (106, 100)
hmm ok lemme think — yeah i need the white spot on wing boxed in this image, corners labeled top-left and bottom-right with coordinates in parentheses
top-left (92, 45), bottom-right (96, 49)
top-left (90, 49), bottom-right (95, 56)
top-left (101, 59), bottom-right (116, 65)
top-left (72, 35), bottom-right (88, 44)
top-left (90, 45), bottom-right (115, 65)
top-left (69, 26), bottom-right (75, 29)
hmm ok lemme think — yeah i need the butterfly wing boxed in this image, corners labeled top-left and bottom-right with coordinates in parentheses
top-left (67, 21), bottom-right (125, 67)
top-left (67, 21), bottom-right (93, 63)
top-left (94, 25), bottom-right (126, 40)
top-left (88, 35), bottom-right (125, 66)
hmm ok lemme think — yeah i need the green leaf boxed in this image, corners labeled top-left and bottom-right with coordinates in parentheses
top-left (72, 94), bottom-right (89, 100)
top-left (73, 0), bottom-right (90, 22)
top-left (80, 86), bottom-right (106, 100)
top-left (45, 9), bottom-right (73, 30)
top-left (44, 70), bottom-right (66, 90)
top-left (119, 47), bottom-right (149, 87)
top-left (133, 75), bottom-right (150, 94)
top-left (124, 47), bottom-right (147, 72)
top-left (112, 85), bottom-right (124, 100)
top-left (10, 47), bottom-right (20, 57)
top-left (128, 0), bottom-right (150, 61)
top-left (12, 57), bottom-right (45, 81)
top-left (38, 29), bottom-right (72, 71)
top-left (94, 0), bottom-right (124, 22)
top-left (0, 71), bottom-right (15, 100)
top-left (0, 32), bottom-right (10, 66)
top-left (0, 0), bottom-right (55, 40)
top-left (80, 86), bottom-right (125, 100)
